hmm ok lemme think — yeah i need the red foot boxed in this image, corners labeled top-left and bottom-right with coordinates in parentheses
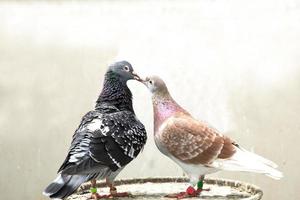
top-left (109, 186), bottom-right (131, 198)
top-left (165, 192), bottom-right (187, 199)
top-left (165, 186), bottom-right (202, 199)
top-left (109, 192), bottom-right (131, 198)
top-left (90, 192), bottom-right (131, 199)
top-left (90, 193), bottom-right (110, 199)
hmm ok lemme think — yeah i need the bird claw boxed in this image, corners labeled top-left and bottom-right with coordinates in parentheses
top-left (89, 191), bottom-right (131, 199)
top-left (109, 186), bottom-right (132, 198)
top-left (89, 193), bottom-right (109, 199)
top-left (165, 186), bottom-right (204, 199)
top-left (165, 192), bottom-right (188, 199)
top-left (109, 192), bottom-right (132, 198)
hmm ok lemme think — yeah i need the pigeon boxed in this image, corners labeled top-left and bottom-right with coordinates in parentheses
top-left (43, 61), bottom-right (147, 199)
top-left (142, 76), bottom-right (282, 199)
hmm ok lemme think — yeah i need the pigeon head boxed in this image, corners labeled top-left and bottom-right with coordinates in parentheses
top-left (143, 76), bottom-right (169, 96)
top-left (108, 61), bottom-right (142, 82)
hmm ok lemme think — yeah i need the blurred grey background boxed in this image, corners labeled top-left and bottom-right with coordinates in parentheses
top-left (0, 1), bottom-right (299, 200)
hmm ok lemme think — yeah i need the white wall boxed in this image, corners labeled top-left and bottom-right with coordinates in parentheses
top-left (0, 1), bottom-right (299, 199)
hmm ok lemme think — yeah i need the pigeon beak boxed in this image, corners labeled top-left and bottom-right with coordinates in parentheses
top-left (132, 71), bottom-right (143, 82)
top-left (141, 80), bottom-right (148, 86)
top-left (141, 77), bottom-right (149, 87)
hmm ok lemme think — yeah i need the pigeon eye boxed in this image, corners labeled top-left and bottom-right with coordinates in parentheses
top-left (124, 66), bottom-right (129, 71)
top-left (149, 80), bottom-right (153, 84)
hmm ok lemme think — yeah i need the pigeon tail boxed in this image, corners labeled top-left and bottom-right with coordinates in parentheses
top-left (43, 173), bottom-right (91, 199)
top-left (211, 147), bottom-right (283, 180)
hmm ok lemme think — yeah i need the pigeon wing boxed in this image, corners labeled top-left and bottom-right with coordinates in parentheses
top-left (58, 109), bottom-right (147, 174)
top-left (159, 115), bottom-right (236, 165)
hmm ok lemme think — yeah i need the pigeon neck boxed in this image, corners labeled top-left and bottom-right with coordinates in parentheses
top-left (96, 71), bottom-right (133, 112)
top-left (153, 94), bottom-right (185, 133)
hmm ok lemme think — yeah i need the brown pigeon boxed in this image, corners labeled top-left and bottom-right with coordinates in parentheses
top-left (142, 76), bottom-right (282, 199)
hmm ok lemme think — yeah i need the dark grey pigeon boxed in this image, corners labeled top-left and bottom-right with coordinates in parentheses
top-left (43, 61), bottom-right (147, 199)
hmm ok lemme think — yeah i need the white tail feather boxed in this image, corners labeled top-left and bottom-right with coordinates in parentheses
top-left (238, 146), bottom-right (278, 168)
top-left (211, 147), bottom-right (283, 180)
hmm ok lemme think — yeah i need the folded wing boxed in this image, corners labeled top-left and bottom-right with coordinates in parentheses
top-left (159, 115), bottom-right (236, 165)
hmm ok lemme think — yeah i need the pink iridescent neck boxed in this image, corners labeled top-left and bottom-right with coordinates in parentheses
top-left (153, 96), bottom-right (185, 133)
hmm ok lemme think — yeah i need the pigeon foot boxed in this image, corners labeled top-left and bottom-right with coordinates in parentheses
top-left (89, 193), bottom-right (109, 199)
top-left (165, 192), bottom-right (189, 199)
top-left (109, 192), bottom-right (131, 198)
top-left (165, 186), bottom-right (202, 199)
top-left (109, 186), bottom-right (132, 198)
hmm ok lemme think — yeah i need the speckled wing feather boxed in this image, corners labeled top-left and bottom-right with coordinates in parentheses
top-left (58, 104), bottom-right (147, 174)
top-left (159, 113), bottom-right (236, 165)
